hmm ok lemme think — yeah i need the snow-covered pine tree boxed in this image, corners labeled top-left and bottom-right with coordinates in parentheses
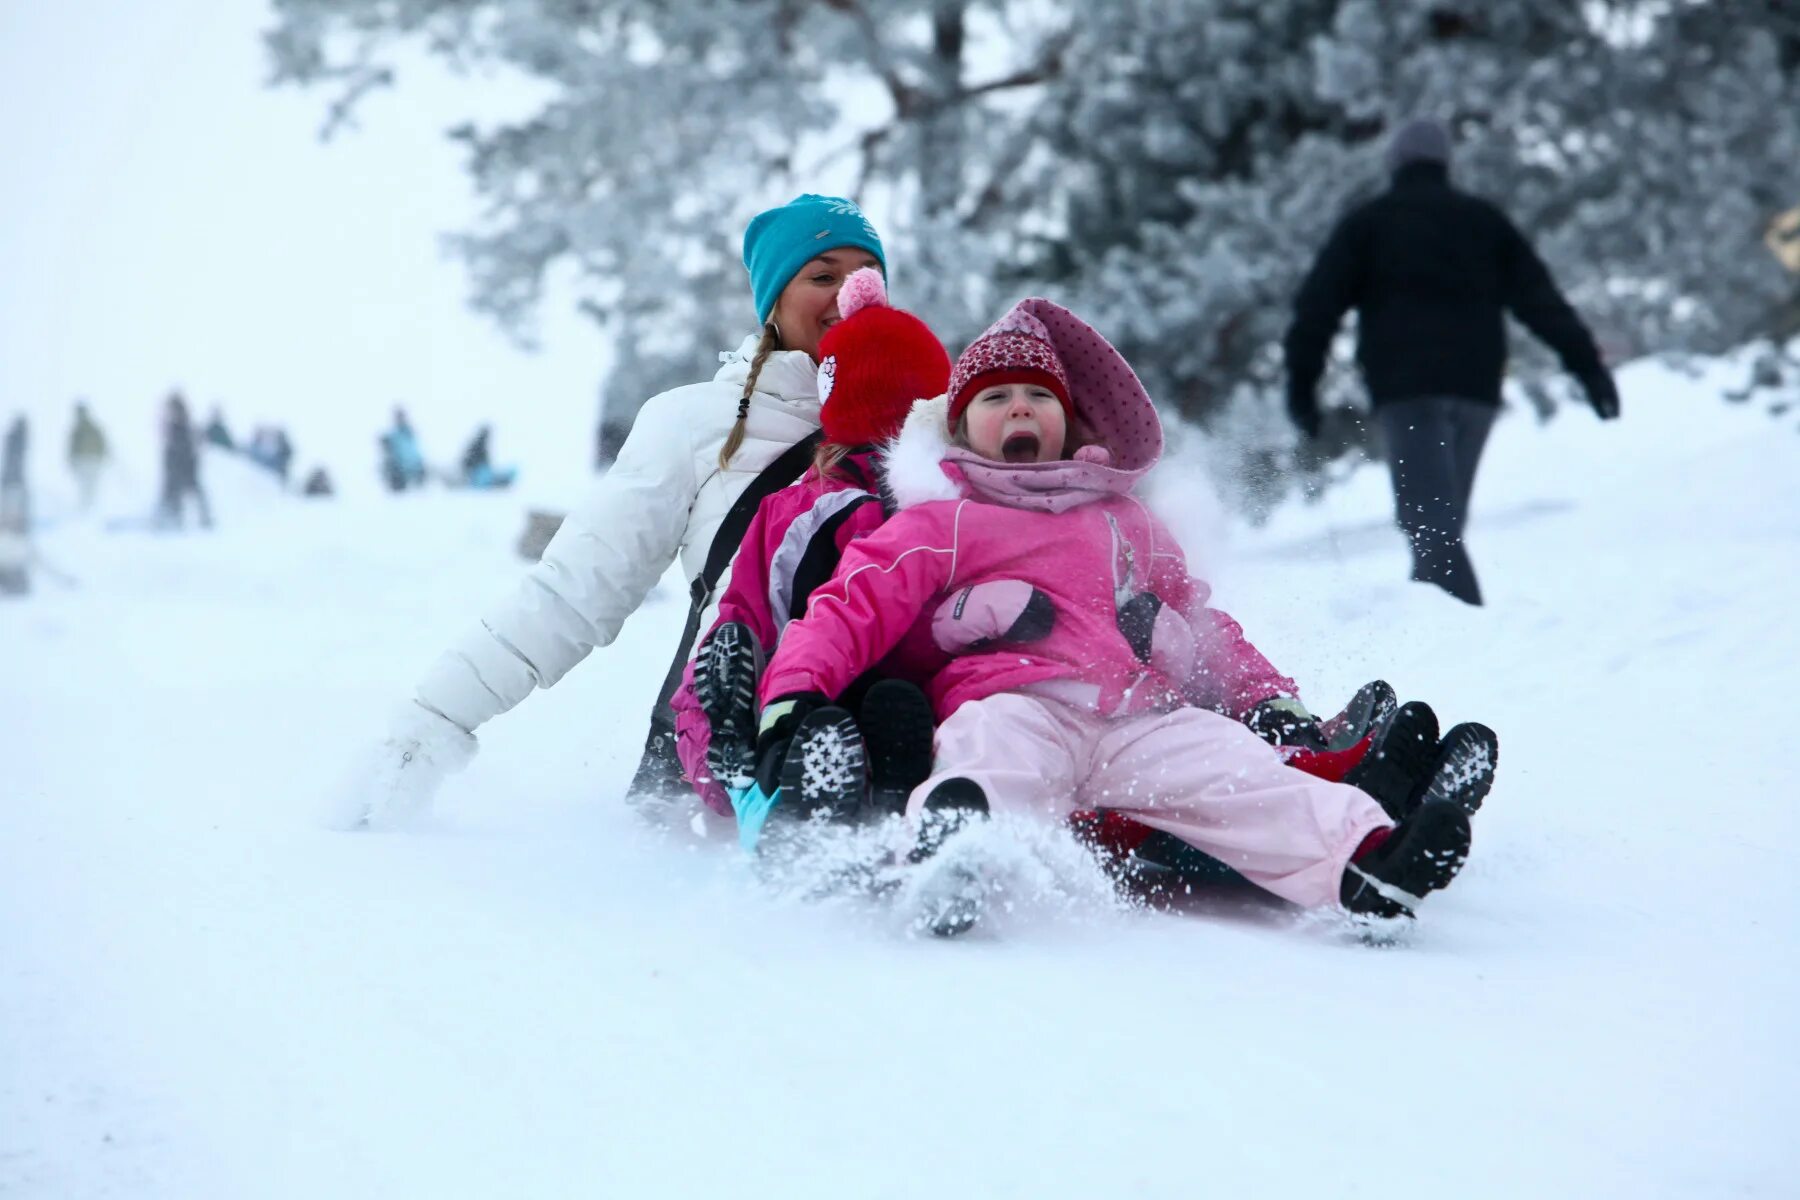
top-left (268, 1), bottom-right (1800, 509)
top-left (264, 0), bottom-right (1071, 456)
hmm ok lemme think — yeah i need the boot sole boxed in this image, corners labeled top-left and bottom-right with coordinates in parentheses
top-left (696, 622), bottom-right (763, 789)
top-left (1413, 722), bottom-right (1499, 816)
top-left (918, 864), bottom-right (985, 938)
top-left (778, 707), bottom-right (867, 820)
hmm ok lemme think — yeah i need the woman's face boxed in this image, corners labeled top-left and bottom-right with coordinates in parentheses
top-left (770, 247), bottom-right (883, 362)
top-left (961, 382), bottom-right (1067, 463)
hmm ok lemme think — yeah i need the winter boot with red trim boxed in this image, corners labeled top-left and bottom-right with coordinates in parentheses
top-left (1344, 701), bottom-right (1440, 821)
top-left (1340, 801), bottom-right (1472, 919)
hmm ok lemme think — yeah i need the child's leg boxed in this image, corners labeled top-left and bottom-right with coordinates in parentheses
top-left (905, 693), bottom-right (1087, 825)
top-left (1082, 707), bottom-right (1393, 909)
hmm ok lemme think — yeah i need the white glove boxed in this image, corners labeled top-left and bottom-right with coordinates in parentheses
top-left (326, 701), bottom-right (478, 831)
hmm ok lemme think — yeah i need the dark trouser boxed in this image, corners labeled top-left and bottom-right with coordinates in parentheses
top-left (1374, 397), bottom-right (1496, 606)
top-left (157, 477), bottom-right (214, 530)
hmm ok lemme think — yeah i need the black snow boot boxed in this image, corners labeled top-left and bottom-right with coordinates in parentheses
top-left (777, 706), bottom-right (868, 821)
top-left (1412, 722), bottom-right (1500, 817)
top-left (857, 678), bottom-right (937, 819)
top-left (908, 777), bottom-right (990, 863)
top-left (1319, 679), bottom-right (1399, 753)
top-left (694, 621), bottom-right (764, 791)
top-left (1340, 801), bottom-right (1472, 919)
top-left (906, 778), bottom-right (992, 938)
top-left (1344, 701), bottom-right (1440, 821)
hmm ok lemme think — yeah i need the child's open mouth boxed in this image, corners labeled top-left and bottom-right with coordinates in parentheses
top-left (1001, 432), bottom-right (1040, 463)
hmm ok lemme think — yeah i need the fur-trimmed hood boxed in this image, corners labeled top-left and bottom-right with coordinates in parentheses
top-left (878, 299), bottom-right (1164, 515)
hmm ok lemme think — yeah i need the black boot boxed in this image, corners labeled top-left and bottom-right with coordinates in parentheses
top-left (907, 778), bottom-right (991, 937)
top-left (1319, 680), bottom-right (1399, 753)
top-left (1412, 722), bottom-right (1499, 816)
top-left (1340, 801), bottom-right (1472, 919)
top-left (857, 679), bottom-right (937, 819)
top-left (908, 777), bottom-right (989, 863)
top-left (694, 621), bottom-right (764, 791)
top-left (776, 706), bottom-right (867, 821)
top-left (1344, 701), bottom-right (1440, 821)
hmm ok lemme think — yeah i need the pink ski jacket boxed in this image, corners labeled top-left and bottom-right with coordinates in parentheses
top-left (760, 298), bottom-right (1295, 724)
top-left (671, 450), bottom-right (909, 813)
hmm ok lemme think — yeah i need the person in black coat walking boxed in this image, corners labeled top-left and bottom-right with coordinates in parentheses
top-left (1283, 118), bottom-right (1620, 606)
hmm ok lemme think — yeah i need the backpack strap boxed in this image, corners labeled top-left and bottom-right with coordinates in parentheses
top-left (690, 430), bottom-right (823, 611)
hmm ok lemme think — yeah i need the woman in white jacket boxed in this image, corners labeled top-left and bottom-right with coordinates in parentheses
top-left (341, 194), bottom-right (886, 829)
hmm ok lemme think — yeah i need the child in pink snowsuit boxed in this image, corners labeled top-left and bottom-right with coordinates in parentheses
top-left (758, 299), bottom-right (1473, 917)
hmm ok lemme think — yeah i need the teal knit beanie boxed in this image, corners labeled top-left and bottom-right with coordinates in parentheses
top-left (741, 194), bottom-right (886, 325)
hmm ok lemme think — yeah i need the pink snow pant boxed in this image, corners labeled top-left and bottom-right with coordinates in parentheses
top-left (907, 693), bottom-right (1396, 910)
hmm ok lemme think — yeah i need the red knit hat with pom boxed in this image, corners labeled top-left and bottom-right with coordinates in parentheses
top-left (946, 305), bottom-right (1073, 429)
top-left (815, 268), bottom-right (952, 447)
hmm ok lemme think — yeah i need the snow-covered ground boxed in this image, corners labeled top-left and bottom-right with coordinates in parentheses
top-left (3, 360), bottom-right (1796, 1198)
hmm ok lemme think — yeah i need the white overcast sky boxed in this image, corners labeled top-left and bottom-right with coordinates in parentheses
top-left (0, 0), bottom-right (604, 502)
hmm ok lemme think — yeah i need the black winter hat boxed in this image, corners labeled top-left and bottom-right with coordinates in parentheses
top-left (1386, 118), bottom-right (1452, 172)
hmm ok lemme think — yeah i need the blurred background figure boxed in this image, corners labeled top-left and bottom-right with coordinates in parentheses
top-left (457, 423), bottom-right (515, 490)
top-left (301, 465), bottom-right (334, 497)
top-left (1283, 118), bottom-right (1620, 607)
top-left (379, 407), bottom-right (426, 493)
top-left (246, 425), bottom-right (295, 484)
top-left (1, 414), bottom-right (30, 594)
top-left (268, 427), bottom-right (293, 484)
top-left (156, 391), bottom-right (212, 530)
top-left (67, 400), bottom-right (109, 512)
top-left (202, 405), bottom-right (234, 450)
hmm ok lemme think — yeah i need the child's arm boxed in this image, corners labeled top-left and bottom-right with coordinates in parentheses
top-left (1186, 605), bottom-right (1301, 720)
top-left (1144, 544), bottom-right (1299, 721)
top-left (759, 505), bottom-right (961, 706)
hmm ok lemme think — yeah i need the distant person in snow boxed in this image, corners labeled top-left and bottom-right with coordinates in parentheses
top-left (1, 414), bottom-right (25, 493)
top-left (336, 194), bottom-right (888, 829)
top-left (246, 426), bottom-right (294, 483)
top-left (202, 407), bottom-right (233, 450)
top-left (459, 424), bottom-right (491, 481)
top-left (267, 428), bottom-right (294, 485)
top-left (0, 414), bottom-right (28, 595)
top-left (67, 401), bottom-right (109, 512)
top-left (1283, 117), bottom-right (1620, 606)
top-left (2, 413), bottom-right (29, 525)
top-left (379, 407), bottom-right (426, 492)
top-left (456, 425), bottom-right (515, 490)
top-left (156, 391), bottom-right (212, 530)
top-left (301, 466), bottom-right (334, 497)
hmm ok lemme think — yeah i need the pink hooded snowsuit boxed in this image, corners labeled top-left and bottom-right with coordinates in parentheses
top-left (760, 299), bottom-right (1394, 909)
top-left (670, 451), bottom-right (928, 813)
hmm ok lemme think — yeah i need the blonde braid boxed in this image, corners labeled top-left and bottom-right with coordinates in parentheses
top-left (718, 321), bottom-right (781, 470)
top-left (811, 441), bottom-right (853, 482)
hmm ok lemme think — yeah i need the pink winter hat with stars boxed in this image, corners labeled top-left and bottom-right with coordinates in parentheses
top-left (946, 306), bottom-right (1074, 429)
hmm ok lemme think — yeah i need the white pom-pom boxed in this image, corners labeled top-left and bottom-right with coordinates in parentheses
top-left (836, 266), bottom-right (887, 319)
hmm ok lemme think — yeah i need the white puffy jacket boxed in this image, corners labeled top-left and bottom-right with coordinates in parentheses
top-left (414, 335), bottom-right (823, 734)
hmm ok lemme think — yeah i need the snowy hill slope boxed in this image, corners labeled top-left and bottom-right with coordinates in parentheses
top-left (2, 359), bottom-right (1796, 1199)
